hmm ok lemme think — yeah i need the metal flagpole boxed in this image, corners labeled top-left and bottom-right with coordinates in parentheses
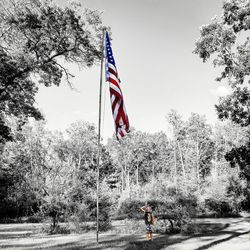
top-left (96, 28), bottom-right (106, 243)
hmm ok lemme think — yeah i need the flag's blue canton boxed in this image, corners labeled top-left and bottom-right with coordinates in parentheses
top-left (106, 32), bottom-right (116, 66)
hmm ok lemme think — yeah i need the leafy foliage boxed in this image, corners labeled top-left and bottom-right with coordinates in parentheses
top-left (194, 0), bottom-right (250, 126)
top-left (0, 0), bottom-right (104, 143)
top-left (194, 0), bottom-right (250, 203)
top-left (117, 182), bottom-right (197, 233)
top-left (1, 113), bottom-right (248, 231)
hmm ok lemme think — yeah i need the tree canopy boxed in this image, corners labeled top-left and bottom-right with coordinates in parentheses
top-left (194, 0), bottom-right (250, 126)
top-left (194, 0), bottom-right (250, 192)
top-left (0, 0), bottom-right (104, 144)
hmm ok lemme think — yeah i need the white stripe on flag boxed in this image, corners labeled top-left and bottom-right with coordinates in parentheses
top-left (110, 83), bottom-right (122, 96)
top-left (113, 100), bottom-right (120, 120)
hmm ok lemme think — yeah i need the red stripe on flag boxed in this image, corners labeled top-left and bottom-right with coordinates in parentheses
top-left (108, 67), bottom-right (118, 78)
top-left (106, 32), bottom-right (129, 140)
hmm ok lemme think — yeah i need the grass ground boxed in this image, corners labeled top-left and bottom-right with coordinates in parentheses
top-left (0, 218), bottom-right (249, 250)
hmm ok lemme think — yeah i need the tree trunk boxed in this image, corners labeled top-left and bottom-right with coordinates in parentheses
top-left (136, 164), bottom-right (139, 186)
top-left (78, 153), bottom-right (82, 170)
top-left (52, 214), bottom-right (57, 231)
top-left (177, 141), bottom-right (186, 184)
top-left (121, 161), bottom-right (124, 192)
top-left (196, 136), bottom-right (200, 193)
top-left (168, 219), bottom-right (174, 231)
top-left (127, 170), bottom-right (130, 197)
top-left (214, 146), bottom-right (218, 180)
top-left (173, 142), bottom-right (177, 189)
top-left (124, 161), bottom-right (127, 191)
top-left (152, 163), bottom-right (155, 180)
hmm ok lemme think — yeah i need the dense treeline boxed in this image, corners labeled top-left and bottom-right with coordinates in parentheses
top-left (0, 111), bottom-right (249, 232)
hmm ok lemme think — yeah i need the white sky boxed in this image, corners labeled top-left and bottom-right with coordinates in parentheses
top-left (36, 0), bottom-right (230, 142)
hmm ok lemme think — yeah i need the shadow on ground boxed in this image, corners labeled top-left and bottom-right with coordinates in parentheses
top-left (0, 218), bottom-right (250, 249)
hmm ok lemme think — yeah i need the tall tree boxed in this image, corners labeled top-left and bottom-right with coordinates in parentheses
top-left (0, 120), bottom-right (52, 218)
top-left (0, 0), bottom-right (104, 143)
top-left (194, 0), bottom-right (250, 126)
top-left (167, 110), bottom-right (187, 185)
top-left (194, 0), bottom-right (250, 202)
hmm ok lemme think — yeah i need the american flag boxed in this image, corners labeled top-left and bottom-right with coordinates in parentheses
top-left (105, 32), bottom-right (130, 140)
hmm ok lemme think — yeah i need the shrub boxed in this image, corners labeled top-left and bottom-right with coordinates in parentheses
top-left (26, 214), bottom-right (44, 223)
top-left (116, 199), bottom-right (145, 219)
top-left (0, 217), bottom-right (22, 223)
top-left (83, 192), bottom-right (113, 231)
top-left (227, 176), bottom-right (247, 214)
top-left (154, 219), bottom-right (179, 234)
top-left (41, 224), bottom-right (71, 234)
top-left (204, 198), bottom-right (234, 217)
top-left (116, 189), bottom-right (197, 234)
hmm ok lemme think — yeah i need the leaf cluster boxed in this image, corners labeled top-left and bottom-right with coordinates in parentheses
top-left (194, 0), bottom-right (250, 126)
top-left (0, 0), bottom-right (104, 144)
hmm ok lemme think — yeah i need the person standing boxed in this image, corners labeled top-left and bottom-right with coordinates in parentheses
top-left (140, 204), bottom-right (154, 241)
